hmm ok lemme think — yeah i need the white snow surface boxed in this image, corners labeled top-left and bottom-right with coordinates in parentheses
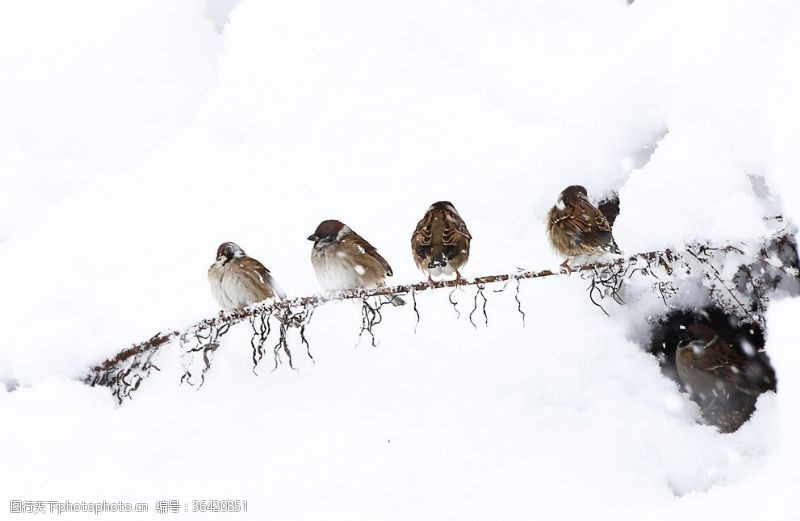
top-left (2, 0), bottom-right (800, 519)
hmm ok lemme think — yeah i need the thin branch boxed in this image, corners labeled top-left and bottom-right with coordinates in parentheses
top-left (83, 231), bottom-right (796, 402)
top-left (79, 247), bottom-right (698, 381)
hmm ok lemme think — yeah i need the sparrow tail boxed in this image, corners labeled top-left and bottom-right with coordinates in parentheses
top-left (386, 294), bottom-right (406, 307)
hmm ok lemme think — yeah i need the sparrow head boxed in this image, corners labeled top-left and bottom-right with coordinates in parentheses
top-left (678, 323), bottom-right (723, 361)
top-left (216, 242), bottom-right (245, 263)
top-left (687, 323), bottom-right (719, 345)
top-left (308, 219), bottom-right (349, 245)
top-left (428, 200), bottom-right (458, 213)
top-left (559, 185), bottom-right (589, 205)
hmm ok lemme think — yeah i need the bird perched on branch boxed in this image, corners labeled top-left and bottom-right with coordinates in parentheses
top-left (208, 242), bottom-right (286, 310)
top-left (308, 219), bottom-right (405, 306)
top-left (411, 201), bottom-right (472, 283)
top-left (547, 185), bottom-right (620, 267)
top-left (676, 323), bottom-right (775, 433)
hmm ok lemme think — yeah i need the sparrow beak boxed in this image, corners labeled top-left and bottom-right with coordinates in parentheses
top-left (307, 234), bottom-right (318, 242)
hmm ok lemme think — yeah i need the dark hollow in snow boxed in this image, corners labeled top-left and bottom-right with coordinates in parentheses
top-left (648, 306), bottom-right (776, 433)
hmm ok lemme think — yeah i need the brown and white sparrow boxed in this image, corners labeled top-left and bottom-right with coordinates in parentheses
top-left (676, 323), bottom-right (775, 433)
top-left (547, 185), bottom-right (620, 266)
top-left (308, 219), bottom-right (405, 306)
top-left (411, 201), bottom-right (471, 282)
top-left (208, 242), bottom-right (286, 310)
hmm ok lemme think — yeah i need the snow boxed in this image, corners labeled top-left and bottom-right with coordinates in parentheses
top-left (0, 0), bottom-right (221, 240)
top-left (616, 123), bottom-right (771, 253)
top-left (2, 0), bottom-right (800, 519)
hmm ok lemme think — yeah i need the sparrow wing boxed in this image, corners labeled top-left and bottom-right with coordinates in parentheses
top-left (412, 207), bottom-right (471, 265)
top-left (411, 212), bottom-right (434, 263)
top-left (678, 338), bottom-right (771, 397)
top-left (412, 214), bottom-right (431, 245)
top-left (441, 209), bottom-right (471, 260)
top-left (347, 233), bottom-right (394, 277)
top-left (559, 199), bottom-right (618, 253)
top-left (237, 257), bottom-right (286, 300)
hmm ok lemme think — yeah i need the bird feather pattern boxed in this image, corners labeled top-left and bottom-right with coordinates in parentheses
top-left (411, 201), bottom-right (471, 277)
top-left (677, 324), bottom-right (773, 397)
top-left (547, 186), bottom-right (619, 257)
top-left (309, 220), bottom-right (404, 306)
top-left (675, 323), bottom-right (775, 432)
top-left (208, 244), bottom-right (285, 310)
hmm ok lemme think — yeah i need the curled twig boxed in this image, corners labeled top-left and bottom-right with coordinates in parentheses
top-left (250, 313), bottom-right (269, 375)
top-left (358, 297), bottom-right (388, 347)
top-left (448, 288), bottom-right (461, 320)
top-left (411, 288), bottom-right (420, 333)
top-left (515, 278), bottom-right (526, 326)
top-left (468, 283), bottom-right (489, 328)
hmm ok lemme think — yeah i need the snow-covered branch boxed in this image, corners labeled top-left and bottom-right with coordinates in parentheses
top-left (84, 231), bottom-right (798, 404)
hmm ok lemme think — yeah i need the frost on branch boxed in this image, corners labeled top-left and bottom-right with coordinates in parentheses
top-left (84, 228), bottom-right (799, 404)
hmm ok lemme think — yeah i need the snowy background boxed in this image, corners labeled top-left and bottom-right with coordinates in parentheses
top-left (2, 0), bottom-right (800, 519)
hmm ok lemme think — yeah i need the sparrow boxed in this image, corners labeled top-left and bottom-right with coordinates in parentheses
top-left (308, 219), bottom-right (405, 306)
top-left (547, 185), bottom-right (620, 267)
top-left (411, 201), bottom-right (472, 282)
top-left (676, 323), bottom-right (775, 433)
top-left (208, 242), bottom-right (286, 310)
